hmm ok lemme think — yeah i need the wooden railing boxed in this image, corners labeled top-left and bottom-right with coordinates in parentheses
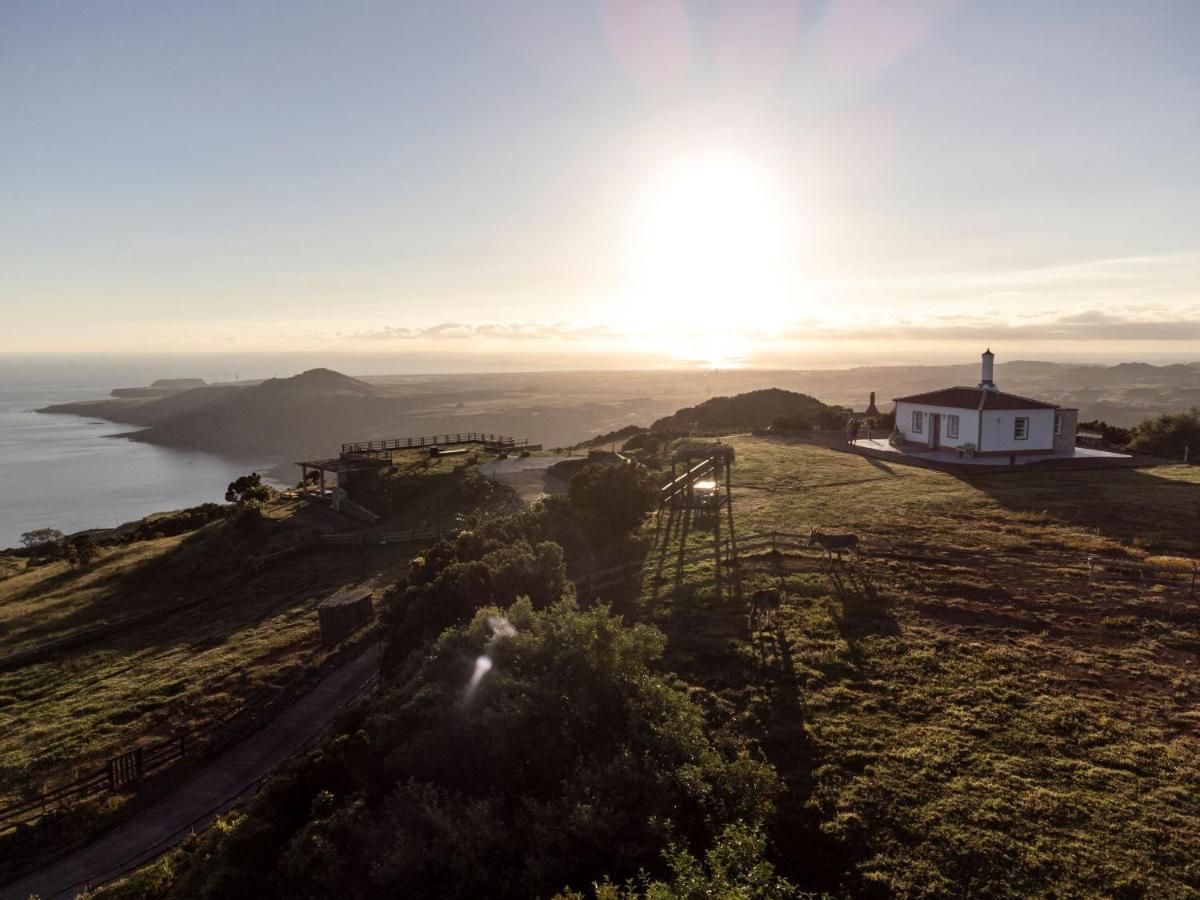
top-left (660, 456), bottom-right (718, 504)
top-left (341, 433), bottom-right (528, 455)
top-left (1088, 555), bottom-right (1198, 596)
top-left (0, 638), bottom-right (359, 837)
top-left (319, 520), bottom-right (460, 547)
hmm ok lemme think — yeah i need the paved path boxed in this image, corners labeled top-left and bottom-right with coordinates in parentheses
top-left (479, 454), bottom-right (572, 504)
top-left (2, 642), bottom-right (382, 900)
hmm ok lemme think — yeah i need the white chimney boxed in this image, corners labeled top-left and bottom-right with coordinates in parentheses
top-left (978, 348), bottom-right (996, 391)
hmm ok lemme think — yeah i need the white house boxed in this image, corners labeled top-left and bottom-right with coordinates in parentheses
top-left (893, 350), bottom-right (1078, 456)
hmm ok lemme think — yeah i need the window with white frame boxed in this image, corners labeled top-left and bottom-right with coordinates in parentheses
top-left (1054, 411), bottom-right (1062, 435)
top-left (947, 414), bottom-right (960, 439)
top-left (1014, 417), bottom-right (1029, 440)
top-left (912, 410), bottom-right (923, 433)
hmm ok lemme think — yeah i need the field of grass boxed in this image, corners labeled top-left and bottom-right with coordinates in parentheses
top-left (641, 436), bottom-right (1200, 896)
top-left (0, 500), bottom-right (416, 813)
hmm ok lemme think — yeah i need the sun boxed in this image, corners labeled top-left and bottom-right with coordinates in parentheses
top-left (620, 150), bottom-right (801, 363)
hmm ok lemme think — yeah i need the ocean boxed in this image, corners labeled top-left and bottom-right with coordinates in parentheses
top-left (0, 355), bottom-right (294, 551)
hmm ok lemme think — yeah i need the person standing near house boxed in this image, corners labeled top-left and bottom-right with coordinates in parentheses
top-left (845, 418), bottom-right (855, 445)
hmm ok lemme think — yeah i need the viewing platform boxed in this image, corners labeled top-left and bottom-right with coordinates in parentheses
top-left (340, 433), bottom-right (535, 459)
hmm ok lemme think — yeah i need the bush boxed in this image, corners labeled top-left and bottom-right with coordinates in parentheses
top-left (567, 462), bottom-right (659, 544)
top-left (1127, 408), bottom-right (1200, 459)
top-left (18, 528), bottom-right (64, 557)
top-left (381, 534), bottom-right (568, 671)
top-left (225, 472), bottom-right (273, 506)
top-left (171, 598), bottom-right (780, 900)
top-left (1078, 419), bottom-right (1133, 447)
top-left (650, 388), bottom-right (832, 433)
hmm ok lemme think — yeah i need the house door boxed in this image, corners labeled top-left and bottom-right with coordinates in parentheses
top-left (930, 413), bottom-right (941, 449)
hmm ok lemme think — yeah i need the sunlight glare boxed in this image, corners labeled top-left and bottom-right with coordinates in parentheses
top-left (622, 150), bottom-right (803, 364)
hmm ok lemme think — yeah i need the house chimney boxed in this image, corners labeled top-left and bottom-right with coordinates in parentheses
top-left (978, 348), bottom-right (996, 391)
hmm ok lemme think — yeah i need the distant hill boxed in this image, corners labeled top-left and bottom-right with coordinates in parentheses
top-left (255, 368), bottom-right (376, 397)
top-left (650, 388), bottom-right (832, 433)
top-left (123, 370), bottom-right (388, 458)
top-left (111, 378), bottom-right (207, 399)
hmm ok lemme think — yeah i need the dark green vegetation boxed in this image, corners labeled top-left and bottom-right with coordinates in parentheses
top-left (345, 448), bottom-right (514, 520)
top-left (650, 388), bottom-right (834, 433)
top-left (224, 472), bottom-right (274, 506)
top-left (1127, 406), bottom-right (1200, 460)
top-left (164, 599), bottom-right (779, 899)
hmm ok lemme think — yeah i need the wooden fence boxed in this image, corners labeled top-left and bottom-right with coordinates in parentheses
top-left (1088, 555), bottom-right (1198, 596)
top-left (341, 433), bottom-right (530, 456)
top-left (319, 521), bottom-right (458, 547)
top-left (574, 560), bottom-right (643, 599)
top-left (0, 640), bottom-right (348, 836)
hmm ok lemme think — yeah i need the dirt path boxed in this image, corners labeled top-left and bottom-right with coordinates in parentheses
top-left (2, 641), bottom-right (382, 900)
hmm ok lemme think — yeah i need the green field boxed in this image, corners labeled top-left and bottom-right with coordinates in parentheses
top-left (0, 501), bottom-right (415, 818)
top-left (643, 436), bottom-right (1200, 895)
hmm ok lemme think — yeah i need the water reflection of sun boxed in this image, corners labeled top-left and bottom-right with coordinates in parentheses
top-left (620, 150), bottom-right (804, 367)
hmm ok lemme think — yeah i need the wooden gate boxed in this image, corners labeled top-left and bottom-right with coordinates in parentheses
top-left (108, 747), bottom-right (144, 789)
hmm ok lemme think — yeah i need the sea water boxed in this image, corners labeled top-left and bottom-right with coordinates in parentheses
top-left (0, 355), bottom-right (289, 550)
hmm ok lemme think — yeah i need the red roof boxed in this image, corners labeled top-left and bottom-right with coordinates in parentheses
top-left (892, 386), bottom-right (1058, 411)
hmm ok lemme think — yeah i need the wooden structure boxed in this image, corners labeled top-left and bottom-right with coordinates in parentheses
top-left (318, 591), bottom-right (375, 647)
top-left (341, 433), bottom-right (534, 458)
top-left (297, 433), bottom-right (536, 503)
top-left (655, 446), bottom-right (739, 594)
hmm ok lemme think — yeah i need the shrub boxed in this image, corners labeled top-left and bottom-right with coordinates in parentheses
top-left (225, 472), bottom-right (274, 506)
top-left (1127, 407), bottom-right (1200, 459)
top-left (171, 598), bottom-right (780, 900)
top-left (567, 462), bottom-right (658, 544)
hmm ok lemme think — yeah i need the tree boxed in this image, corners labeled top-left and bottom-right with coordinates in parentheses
top-left (171, 598), bottom-right (780, 900)
top-left (1079, 419), bottom-right (1133, 447)
top-left (225, 472), bottom-right (273, 506)
top-left (1127, 408), bottom-right (1200, 460)
top-left (19, 528), bottom-right (64, 558)
top-left (62, 535), bottom-right (98, 567)
top-left (20, 528), bottom-right (63, 551)
top-left (567, 462), bottom-right (659, 544)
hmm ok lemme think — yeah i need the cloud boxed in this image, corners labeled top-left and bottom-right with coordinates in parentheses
top-left (348, 321), bottom-right (620, 342)
top-left (341, 301), bottom-right (1200, 348)
top-left (787, 305), bottom-right (1200, 342)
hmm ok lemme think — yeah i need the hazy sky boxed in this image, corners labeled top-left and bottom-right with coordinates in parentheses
top-left (3, 1), bottom-right (1199, 366)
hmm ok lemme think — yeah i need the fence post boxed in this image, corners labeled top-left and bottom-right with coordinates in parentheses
top-left (134, 747), bottom-right (144, 780)
top-left (1087, 556), bottom-right (1095, 587)
top-left (771, 531), bottom-right (778, 553)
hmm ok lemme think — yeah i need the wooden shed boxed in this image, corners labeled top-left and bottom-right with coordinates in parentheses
top-left (318, 590), bottom-right (375, 648)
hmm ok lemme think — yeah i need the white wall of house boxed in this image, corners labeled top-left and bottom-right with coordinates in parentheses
top-left (895, 402), bottom-right (980, 449)
top-left (978, 408), bottom-right (1056, 452)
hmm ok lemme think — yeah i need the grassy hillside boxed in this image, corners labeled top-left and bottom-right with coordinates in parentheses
top-left (643, 437), bottom-right (1200, 895)
top-left (109, 434), bottom-right (1200, 898)
top-left (0, 498), bottom-right (420, 875)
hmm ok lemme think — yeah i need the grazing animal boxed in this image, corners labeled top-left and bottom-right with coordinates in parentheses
top-left (749, 588), bottom-right (782, 631)
top-left (809, 529), bottom-right (860, 560)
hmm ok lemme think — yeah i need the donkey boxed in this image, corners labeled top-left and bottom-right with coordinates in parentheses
top-left (809, 529), bottom-right (860, 561)
top-left (749, 588), bottom-right (783, 631)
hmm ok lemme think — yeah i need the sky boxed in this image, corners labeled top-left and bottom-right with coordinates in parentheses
top-left (2, 0), bottom-right (1199, 368)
